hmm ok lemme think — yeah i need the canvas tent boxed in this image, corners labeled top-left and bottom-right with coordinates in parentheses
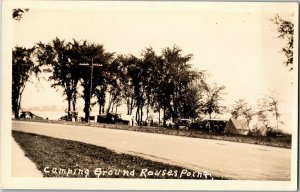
top-left (259, 125), bottom-right (268, 136)
top-left (224, 118), bottom-right (249, 135)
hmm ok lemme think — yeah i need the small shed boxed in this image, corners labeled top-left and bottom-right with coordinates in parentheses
top-left (224, 118), bottom-right (249, 135)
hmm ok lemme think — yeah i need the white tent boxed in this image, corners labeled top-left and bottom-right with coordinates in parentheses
top-left (224, 118), bottom-right (249, 135)
top-left (259, 126), bottom-right (269, 136)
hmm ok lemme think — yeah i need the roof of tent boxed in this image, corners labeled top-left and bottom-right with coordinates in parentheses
top-left (225, 118), bottom-right (248, 130)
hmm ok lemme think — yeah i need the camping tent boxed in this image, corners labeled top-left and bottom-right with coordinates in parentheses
top-left (259, 126), bottom-right (268, 136)
top-left (224, 118), bottom-right (249, 135)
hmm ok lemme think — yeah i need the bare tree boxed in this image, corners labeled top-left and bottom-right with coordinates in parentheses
top-left (256, 102), bottom-right (270, 128)
top-left (256, 92), bottom-right (283, 130)
top-left (201, 83), bottom-right (226, 119)
top-left (265, 95), bottom-right (282, 130)
top-left (230, 99), bottom-right (246, 119)
top-left (230, 99), bottom-right (255, 129)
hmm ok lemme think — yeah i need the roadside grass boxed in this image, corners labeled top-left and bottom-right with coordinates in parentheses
top-left (15, 119), bottom-right (291, 149)
top-left (12, 130), bottom-right (225, 179)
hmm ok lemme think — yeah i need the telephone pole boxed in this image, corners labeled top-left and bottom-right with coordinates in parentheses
top-left (79, 58), bottom-right (102, 122)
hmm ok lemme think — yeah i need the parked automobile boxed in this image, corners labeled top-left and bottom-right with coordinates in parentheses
top-left (199, 119), bottom-right (228, 132)
top-left (97, 113), bottom-right (129, 125)
top-left (59, 111), bottom-right (78, 122)
top-left (175, 119), bottom-right (192, 129)
top-left (20, 111), bottom-right (43, 120)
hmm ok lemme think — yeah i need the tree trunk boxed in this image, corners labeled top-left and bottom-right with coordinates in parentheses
top-left (84, 102), bottom-right (90, 123)
top-left (107, 94), bottom-right (113, 113)
top-left (17, 87), bottom-right (25, 119)
top-left (17, 97), bottom-right (21, 115)
top-left (99, 102), bottom-right (102, 114)
top-left (72, 98), bottom-right (76, 111)
top-left (68, 99), bottom-right (71, 113)
top-left (71, 79), bottom-right (78, 111)
top-left (168, 99), bottom-right (176, 121)
top-left (14, 93), bottom-right (20, 119)
top-left (130, 97), bottom-right (134, 115)
top-left (127, 97), bottom-right (130, 115)
top-left (140, 105), bottom-right (143, 123)
top-left (111, 103), bottom-right (115, 113)
top-left (163, 103), bottom-right (166, 127)
top-left (146, 105), bottom-right (149, 119)
top-left (158, 107), bottom-right (161, 126)
top-left (135, 106), bottom-right (139, 125)
top-left (14, 108), bottom-right (19, 119)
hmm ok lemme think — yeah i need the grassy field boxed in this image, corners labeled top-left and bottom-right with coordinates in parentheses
top-left (15, 119), bottom-right (292, 149)
top-left (12, 130), bottom-right (225, 179)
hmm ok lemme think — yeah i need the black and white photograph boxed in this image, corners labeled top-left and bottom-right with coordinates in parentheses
top-left (1, 1), bottom-right (298, 190)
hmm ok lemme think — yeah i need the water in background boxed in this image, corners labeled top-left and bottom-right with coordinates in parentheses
top-left (29, 109), bottom-right (129, 120)
top-left (30, 111), bottom-right (67, 120)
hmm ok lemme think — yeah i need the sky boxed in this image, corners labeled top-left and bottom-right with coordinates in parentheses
top-left (11, 2), bottom-right (298, 132)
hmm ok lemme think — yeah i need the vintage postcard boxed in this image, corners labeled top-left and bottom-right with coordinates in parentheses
top-left (1, 0), bottom-right (298, 190)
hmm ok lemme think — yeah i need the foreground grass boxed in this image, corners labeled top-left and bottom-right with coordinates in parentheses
top-left (15, 119), bottom-right (291, 149)
top-left (12, 130), bottom-right (225, 179)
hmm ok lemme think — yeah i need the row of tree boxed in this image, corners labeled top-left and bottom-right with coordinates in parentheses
top-left (11, 39), bottom-right (283, 130)
top-left (12, 10), bottom-right (291, 128)
top-left (12, 38), bottom-right (227, 124)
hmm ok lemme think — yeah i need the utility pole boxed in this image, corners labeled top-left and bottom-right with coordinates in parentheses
top-left (79, 58), bottom-right (102, 123)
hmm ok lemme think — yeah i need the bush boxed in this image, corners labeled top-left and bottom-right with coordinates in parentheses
top-left (267, 128), bottom-right (287, 137)
top-left (249, 129), bottom-right (261, 136)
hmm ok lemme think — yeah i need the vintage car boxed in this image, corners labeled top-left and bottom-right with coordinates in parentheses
top-left (59, 111), bottom-right (78, 121)
top-left (175, 119), bottom-right (192, 129)
top-left (20, 111), bottom-right (43, 120)
top-left (97, 113), bottom-right (130, 125)
top-left (199, 119), bottom-right (228, 132)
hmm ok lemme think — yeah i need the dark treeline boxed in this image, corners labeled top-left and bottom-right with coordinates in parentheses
top-left (12, 38), bottom-right (226, 124)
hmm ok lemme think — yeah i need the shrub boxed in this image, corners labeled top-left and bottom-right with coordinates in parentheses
top-left (267, 128), bottom-right (287, 137)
